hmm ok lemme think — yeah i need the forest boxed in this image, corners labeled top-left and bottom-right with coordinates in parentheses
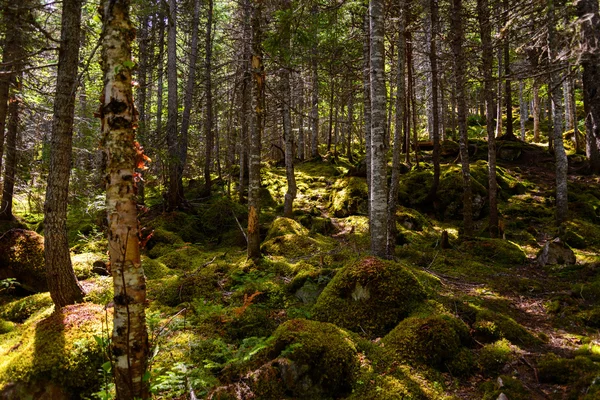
top-left (0, 0), bottom-right (600, 398)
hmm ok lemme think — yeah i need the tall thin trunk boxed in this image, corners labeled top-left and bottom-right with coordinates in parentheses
top-left (519, 80), bottom-right (527, 140)
top-left (503, 2), bottom-right (515, 141)
top-left (387, 0), bottom-right (407, 258)
top-left (0, 81), bottom-right (19, 220)
top-left (426, 0), bottom-right (441, 204)
top-left (156, 12), bottom-right (165, 148)
top-left (281, 0), bottom-right (296, 218)
top-left (297, 73), bottom-right (305, 160)
top-left (478, 0), bottom-right (498, 238)
top-left (495, 45), bottom-right (504, 137)
top-left (238, 0), bottom-right (252, 202)
top-left (99, 1), bottom-right (149, 398)
top-left (569, 77), bottom-right (580, 152)
top-left (347, 89), bottom-right (354, 162)
top-left (166, 0), bottom-right (181, 210)
top-left (327, 77), bottom-right (334, 153)
top-left (204, 0), bottom-right (215, 195)
top-left (577, 0), bottom-right (600, 172)
top-left (181, 0), bottom-right (200, 194)
top-left (44, 0), bottom-right (85, 308)
top-left (362, 11), bottom-right (372, 212)
top-left (310, 9), bottom-right (319, 159)
top-left (136, 12), bottom-right (150, 205)
top-left (533, 79), bottom-right (541, 142)
top-left (548, 0), bottom-right (568, 225)
top-left (452, 0), bottom-right (473, 236)
top-left (247, 0), bottom-right (264, 260)
top-left (369, 0), bottom-right (388, 258)
top-left (408, 31), bottom-right (419, 167)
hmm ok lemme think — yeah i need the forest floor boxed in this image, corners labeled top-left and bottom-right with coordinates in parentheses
top-left (1, 137), bottom-right (600, 399)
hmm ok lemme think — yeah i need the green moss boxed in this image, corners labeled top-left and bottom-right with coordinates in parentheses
top-left (473, 309), bottom-right (536, 345)
top-left (538, 353), bottom-right (599, 384)
top-left (260, 319), bottom-right (359, 398)
top-left (261, 231), bottom-right (335, 261)
top-left (82, 276), bottom-right (113, 305)
top-left (0, 230), bottom-right (47, 292)
top-left (142, 256), bottom-right (171, 280)
top-left (0, 319), bottom-right (15, 334)
top-left (480, 375), bottom-right (529, 400)
top-left (149, 211), bottom-right (204, 244)
top-left (265, 217), bottom-right (308, 240)
top-left (459, 238), bottom-right (526, 266)
top-left (0, 304), bottom-right (109, 397)
top-left (156, 245), bottom-right (203, 270)
top-left (71, 252), bottom-right (106, 280)
top-left (478, 339), bottom-right (514, 374)
top-left (382, 314), bottom-right (470, 370)
top-left (0, 293), bottom-right (53, 323)
top-left (329, 177), bottom-right (368, 217)
top-left (313, 257), bottom-right (427, 337)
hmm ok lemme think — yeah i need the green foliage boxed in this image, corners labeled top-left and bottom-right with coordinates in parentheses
top-left (478, 339), bottom-right (514, 374)
top-left (479, 375), bottom-right (529, 400)
top-left (329, 177), bottom-right (368, 217)
top-left (459, 238), bottom-right (526, 267)
top-left (0, 293), bottom-right (53, 322)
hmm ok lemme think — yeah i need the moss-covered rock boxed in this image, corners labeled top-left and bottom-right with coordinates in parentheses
top-left (0, 304), bottom-right (109, 398)
top-left (313, 257), bottom-right (426, 337)
top-left (329, 177), bottom-right (368, 217)
top-left (0, 293), bottom-right (53, 323)
top-left (71, 252), bottom-right (106, 280)
top-left (459, 238), bottom-right (526, 266)
top-left (0, 319), bottom-right (15, 334)
top-left (538, 353), bottom-right (599, 384)
top-left (473, 309), bottom-right (536, 345)
top-left (142, 256), bottom-right (171, 280)
top-left (480, 375), bottom-right (530, 400)
top-left (265, 217), bottom-right (308, 240)
top-left (0, 230), bottom-right (47, 293)
top-left (478, 339), bottom-right (514, 374)
top-left (156, 245), bottom-right (203, 270)
top-left (382, 314), bottom-right (471, 371)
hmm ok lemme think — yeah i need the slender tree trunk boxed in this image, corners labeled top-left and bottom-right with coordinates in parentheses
top-left (281, 0), bottom-right (296, 218)
top-left (311, 11), bottom-right (319, 159)
top-left (568, 77), bottom-right (580, 152)
top-left (426, 0), bottom-right (441, 204)
top-left (362, 12), bottom-right (372, 212)
top-left (0, 82), bottom-right (19, 220)
top-left (519, 80), bottom-right (527, 140)
top-left (577, 0), bottom-right (600, 172)
top-left (44, 0), bottom-right (85, 308)
top-left (327, 78), bottom-right (334, 153)
top-left (347, 89), bottom-right (354, 162)
top-left (407, 32), bottom-right (419, 167)
top-left (387, 0), bottom-right (406, 258)
top-left (369, 0), bottom-right (388, 258)
top-left (238, 0), bottom-right (252, 202)
top-left (297, 72), bottom-right (305, 160)
top-left (204, 0), bottom-right (215, 195)
top-left (247, 0), bottom-right (264, 260)
top-left (478, 0), bottom-right (498, 238)
top-left (503, 3), bottom-right (515, 141)
top-left (156, 11), bottom-right (165, 149)
top-left (548, 0), bottom-right (568, 225)
top-left (452, 0), bottom-right (473, 236)
top-left (180, 0), bottom-right (200, 197)
top-left (166, 0), bottom-right (181, 210)
top-left (495, 46), bottom-right (504, 137)
top-left (0, 65), bottom-right (8, 182)
top-left (136, 12), bottom-right (150, 205)
top-left (533, 79), bottom-right (541, 142)
top-left (99, 1), bottom-right (149, 398)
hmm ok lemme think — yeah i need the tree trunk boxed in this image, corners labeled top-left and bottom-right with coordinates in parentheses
top-left (347, 89), bottom-right (354, 162)
top-left (180, 0), bottom-right (200, 195)
top-left (362, 11), bottom-right (372, 214)
top-left (310, 10), bottom-right (319, 159)
top-left (426, 0), bottom-right (441, 204)
top-left (156, 11), bottom-right (165, 152)
top-left (577, 0), bottom-right (600, 172)
top-left (387, 0), bottom-right (406, 258)
top-left (99, 1), bottom-right (149, 398)
top-left (281, 0), bottom-right (296, 218)
top-left (0, 82), bottom-right (19, 221)
top-left (495, 46), bottom-right (504, 137)
top-left (247, 0), bottom-right (264, 260)
top-left (369, 0), bottom-right (388, 258)
top-left (452, 0), bottom-right (473, 236)
top-left (297, 72), bottom-right (305, 160)
top-left (204, 0), bottom-right (215, 195)
top-left (519, 80), bottom-right (527, 140)
top-left (502, 4), bottom-right (515, 141)
top-left (478, 0), bottom-right (498, 237)
top-left (166, 0), bottom-right (181, 210)
top-left (548, 0), bottom-right (568, 225)
top-left (44, 0), bottom-right (85, 308)
top-left (533, 79), bottom-right (541, 142)
top-left (238, 0), bottom-right (252, 203)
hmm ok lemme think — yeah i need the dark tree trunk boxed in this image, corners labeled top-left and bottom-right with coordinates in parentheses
top-left (204, 0), bottom-right (215, 195)
top-left (426, 0), bottom-right (441, 204)
top-left (44, 0), bottom-right (85, 308)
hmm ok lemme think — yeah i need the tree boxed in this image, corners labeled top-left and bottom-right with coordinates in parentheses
top-left (577, 0), bottom-right (600, 173)
top-left (247, 0), bottom-right (265, 260)
top-left (44, 0), bottom-right (85, 308)
top-left (426, 0), bottom-right (441, 205)
top-left (204, 0), bottom-right (215, 195)
top-left (99, 0), bottom-right (149, 397)
top-left (369, 0), bottom-right (388, 258)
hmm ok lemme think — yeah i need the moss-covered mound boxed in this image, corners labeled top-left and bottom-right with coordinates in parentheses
top-left (265, 217), bottom-right (308, 240)
top-left (459, 238), bottom-right (526, 266)
top-left (313, 257), bottom-right (426, 337)
top-left (329, 177), bottom-right (368, 217)
top-left (0, 229), bottom-right (47, 292)
top-left (382, 314), bottom-right (472, 372)
top-left (0, 293), bottom-right (53, 323)
top-left (0, 303), bottom-right (109, 398)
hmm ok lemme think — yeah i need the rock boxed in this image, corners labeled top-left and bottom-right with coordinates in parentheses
top-left (294, 280), bottom-right (324, 304)
top-left (498, 393), bottom-right (509, 400)
top-left (92, 260), bottom-right (109, 276)
top-left (537, 238), bottom-right (576, 266)
top-left (0, 229), bottom-right (47, 292)
top-left (0, 382), bottom-right (69, 400)
top-left (497, 143), bottom-right (522, 161)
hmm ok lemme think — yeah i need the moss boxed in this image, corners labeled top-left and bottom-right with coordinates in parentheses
top-left (538, 353), bottom-right (599, 384)
top-left (265, 217), bottom-right (308, 240)
top-left (313, 257), bottom-right (426, 337)
top-left (149, 211), bottom-right (204, 244)
top-left (382, 314), bottom-right (470, 370)
top-left (82, 276), bottom-right (113, 305)
top-left (478, 339), bottom-right (514, 374)
top-left (459, 238), bottom-right (526, 266)
top-left (156, 245), bottom-right (203, 270)
top-left (71, 252), bottom-right (106, 280)
top-left (329, 177), bottom-right (368, 217)
top-left (142, 256), bottom-right (171, 280)
top-left (259, 319), bottom-right (360, 398)
top-left (562, 228), bottom-right (587, 249)
top-left (0, 304), bottom-right (109, 397)
top-left (0, 293), bottom-right (53, 323)
top-left (261, 232), bottom-right (334, 261)
top-left (0, 229), bottom-right (47, 293)
top-left (473, 309), bottom-right (536, 345)
top-left (0, 319), bottom-right (15, 334)
top-left (480, 375), bottom-right (529, 400)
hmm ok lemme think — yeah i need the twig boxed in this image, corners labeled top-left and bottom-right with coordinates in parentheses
top-left (520, 356), bottom-right (539, 383)
top-left (232, 211), bottom-right (248, 244)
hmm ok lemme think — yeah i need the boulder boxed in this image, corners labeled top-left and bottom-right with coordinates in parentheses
top-left (537, 238), bottom-right (576, 266)
top-left (0, 229), bottom-right (47, 292)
